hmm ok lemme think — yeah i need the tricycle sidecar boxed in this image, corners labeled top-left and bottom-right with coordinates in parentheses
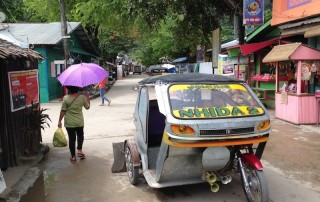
top-left (118, 73), bottom-right (271, 202)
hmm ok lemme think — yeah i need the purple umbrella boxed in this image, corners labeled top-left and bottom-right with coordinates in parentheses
top-left (57, 63), bottom-right (109, 87)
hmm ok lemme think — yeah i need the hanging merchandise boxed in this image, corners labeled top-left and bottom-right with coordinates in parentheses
top-left (301, 62), bottom-right (311, 81)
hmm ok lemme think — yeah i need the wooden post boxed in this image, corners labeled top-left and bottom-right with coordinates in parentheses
top-left (297, 60), bottom-right (302, 95)
top-left (276, 62), bottom-right (279, 93)
top-left (248, 55), bottom-right (251, 86)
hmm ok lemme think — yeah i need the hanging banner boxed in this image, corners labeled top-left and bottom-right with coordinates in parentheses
top-left (243, 0), bottom-right (264, 26)
top-left (8, 70), bottom-right (39, 112)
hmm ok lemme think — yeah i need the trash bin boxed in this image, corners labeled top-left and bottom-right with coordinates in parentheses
top-left (117, 66), bottom-right (123, 80)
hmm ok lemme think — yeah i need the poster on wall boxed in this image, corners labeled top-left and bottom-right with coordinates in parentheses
top-left (8, 70), bottom-right (39, 112)
top-left (222, 64), bottom-right (235, 75)
top-left (243, 0), bottom-right (264, 25)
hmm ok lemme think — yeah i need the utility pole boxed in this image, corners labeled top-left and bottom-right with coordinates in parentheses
top-left (59, 0), bottom-right (69, 67)
top-left (59, 0), bottom-right (69, 96)
top-left (224, 0), bottom-right (245, 45)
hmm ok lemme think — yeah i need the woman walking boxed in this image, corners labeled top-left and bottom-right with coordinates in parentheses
top-left (58, 86), bottom-right (90, 163)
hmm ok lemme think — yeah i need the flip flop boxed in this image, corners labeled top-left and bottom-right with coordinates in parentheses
top-left (77, 152), bottom-right (86, 159)
top-left (70, 156), bottom-right (76, 163)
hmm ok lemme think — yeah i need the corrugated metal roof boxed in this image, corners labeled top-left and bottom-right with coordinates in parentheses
top-left (278, 16), bottom-right (320, 29)
top-left (0, 22), bottom-right (80, 45)
top-left (0, 33), bottom-right (28, 48)
top-left (0, 22), bottom-right (99, 56)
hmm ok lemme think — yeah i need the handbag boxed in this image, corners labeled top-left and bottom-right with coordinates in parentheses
top-left (53, 128), bottom-right (68, 147)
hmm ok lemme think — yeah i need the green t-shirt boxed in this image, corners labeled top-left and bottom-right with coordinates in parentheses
top-left (61, 94), bottom-right (89, 128)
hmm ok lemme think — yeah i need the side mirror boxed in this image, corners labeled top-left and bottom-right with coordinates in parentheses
top-left (132, 85), bottom-right (140, 91)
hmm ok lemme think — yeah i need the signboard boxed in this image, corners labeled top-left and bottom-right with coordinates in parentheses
top-left (8, 70), bottom-right (39, 112)
top-left (281, 92), bottom-right (288, 104)
top-left (222, 64), bottom-right (235, 76)
top-left (243, 0), bottom-right (264, 25)
top-left (212, 28), bottom-right (221, 68)
top-left (271, 0), bottom-right (319, 25)
top-left (199, 62), bottom-right (213, 74)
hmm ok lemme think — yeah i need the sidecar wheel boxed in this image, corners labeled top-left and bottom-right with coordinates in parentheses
top-left (124, 144), bottom-right (139, 185)
top-left (241, 163), bottom-right (269, 202)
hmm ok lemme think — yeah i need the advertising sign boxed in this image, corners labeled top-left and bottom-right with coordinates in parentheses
top-left (243, 0), bottom-right (264, 25)
top-left (8, 70), bottom-right (39, 112)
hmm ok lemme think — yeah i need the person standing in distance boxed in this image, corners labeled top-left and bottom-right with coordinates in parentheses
top-left (95, 76), bottom-right (111, 106)
top-left (58, 86), bottom-right (90, 163)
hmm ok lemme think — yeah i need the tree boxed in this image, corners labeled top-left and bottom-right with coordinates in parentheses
top-left (20, 0), bottom-right (239, 64)
top-left (0, 0), bottom-right (25, 22)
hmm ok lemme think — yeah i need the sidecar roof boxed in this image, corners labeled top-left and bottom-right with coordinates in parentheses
top-left (138, 73), bottom-right (243, 85)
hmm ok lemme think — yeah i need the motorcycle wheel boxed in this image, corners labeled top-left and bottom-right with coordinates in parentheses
top-left (241, 163), bottom-right (269, 202)
top-left (124, 144), bottom-right (139, 185)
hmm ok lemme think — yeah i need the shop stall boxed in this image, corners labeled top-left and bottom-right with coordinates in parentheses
top-left (219, 54), bottom-right (254, 84)
top-left (262, 43), bottom-right (320, 125)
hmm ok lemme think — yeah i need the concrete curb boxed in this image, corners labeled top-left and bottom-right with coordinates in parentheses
top-left (0, 145), bottom-right (49, 202)
top-left (3, 167), bottom-right (43, 202)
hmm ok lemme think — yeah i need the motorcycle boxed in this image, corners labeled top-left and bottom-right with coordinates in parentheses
top-left (112, 73), bottom-right (271, 202)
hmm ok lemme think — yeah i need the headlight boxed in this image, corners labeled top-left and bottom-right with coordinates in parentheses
top-left (171, 125), bottom-right (195, 135)
top-left (257, 120), bottom-right (271, 131)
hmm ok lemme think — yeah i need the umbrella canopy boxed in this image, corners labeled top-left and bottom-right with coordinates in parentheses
top-left (57, 63), bottom-right (108, 87)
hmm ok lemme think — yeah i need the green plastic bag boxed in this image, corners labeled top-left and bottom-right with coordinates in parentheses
top-left (53, 128), bottom-right (68, 147)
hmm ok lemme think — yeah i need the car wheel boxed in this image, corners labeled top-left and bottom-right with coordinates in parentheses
top-left (124, 143), bottom-right (139, 185)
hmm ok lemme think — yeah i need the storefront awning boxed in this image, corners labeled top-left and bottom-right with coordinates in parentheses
top-left (240, 38), bottom-right (278, 56)
top-left (304, 24), bottom-right (320, 38)
top-left (239, 34), bottom-right (293, 56)
top-left (262, 43), bottom-right (320, 63)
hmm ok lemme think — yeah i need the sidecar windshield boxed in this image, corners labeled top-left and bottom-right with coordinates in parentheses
top-left (168, 84), bottom-right (264, 119)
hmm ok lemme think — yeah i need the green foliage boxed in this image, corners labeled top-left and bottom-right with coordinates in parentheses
top-left (129, 16), bottom-right (193, 66)
top-left (23, 0), bottom-right (61, 22)
top-left (23, 102), bottom-right (51, 132)
top-left (0, 0), bottom-right (25, 22)
top-left (11, 0), bottom-right (241, 65)
top-left (22, 102), bottom-right (51, 155)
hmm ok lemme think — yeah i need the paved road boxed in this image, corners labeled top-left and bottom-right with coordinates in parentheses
top-left (40, 74), bottom-right (320, 202)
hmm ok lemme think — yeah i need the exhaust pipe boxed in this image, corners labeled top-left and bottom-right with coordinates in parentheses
top-left (205, 172), bottom-right (220, 192)
top-left (221, 175), bottom-right (232, 185)
top-left (210, 182), bottom-right (220, 192)
top-left (205, 171), bottom-right (217, 184)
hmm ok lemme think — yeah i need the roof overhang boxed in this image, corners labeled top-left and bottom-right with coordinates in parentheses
top-left (278, 17), bottom-right (320, 38)
top-left (304, 24), bottom-right (320, 38)
top-left (262, 43), bottom-right (320, 63)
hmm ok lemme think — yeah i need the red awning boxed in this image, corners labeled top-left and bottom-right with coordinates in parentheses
top-left (240, 38), bottom-right (279, 56)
